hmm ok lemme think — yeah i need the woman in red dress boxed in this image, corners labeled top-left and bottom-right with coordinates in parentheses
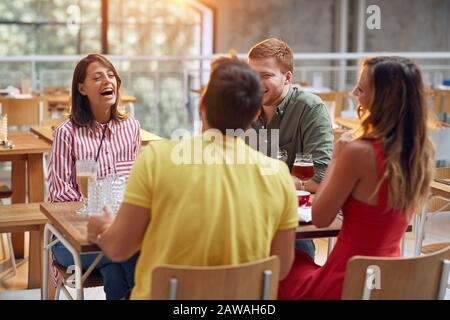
top-left (279, 56), bottom-right (435, 300)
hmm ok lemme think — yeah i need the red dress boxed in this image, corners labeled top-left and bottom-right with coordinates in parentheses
top-left (278, 140), bottom-right (411, 300)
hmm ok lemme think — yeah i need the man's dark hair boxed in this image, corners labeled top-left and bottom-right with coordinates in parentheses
top-left (203, 57), bottom-right (263, 134)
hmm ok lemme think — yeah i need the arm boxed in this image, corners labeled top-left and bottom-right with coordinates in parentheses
top-left (292, 176), bottom-right (319, 193)
top-left (47, 125), bottom-right (80, 202)
top-left (132, 119), bottom-right (142, 155)
top-left (88, 144), bottom-right (154, 260)
top-left (271, 166), bottom-right (298, 280)
top-left (300, 103), bottom-right (334, 187)
top-left (312, 141), bottom-right (362, 227)
top-left (270, 228), bottom-right (295, 280)
top-left (87, 203), bottom-right (151, 262)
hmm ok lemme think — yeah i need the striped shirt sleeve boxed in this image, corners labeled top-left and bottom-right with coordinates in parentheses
top-left (48, 123), bottom-right (81, 202)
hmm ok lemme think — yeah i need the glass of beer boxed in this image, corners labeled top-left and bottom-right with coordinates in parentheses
top-left (292, 153), bottom-right (315, 190)
top-left (76, 159), bottom-right (98, 214)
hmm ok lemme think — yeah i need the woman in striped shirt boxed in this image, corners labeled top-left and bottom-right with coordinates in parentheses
top-left (48, 54), bottom-right (140, 300)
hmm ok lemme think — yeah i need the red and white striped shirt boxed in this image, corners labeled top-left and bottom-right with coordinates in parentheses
top-left (48, 117), bottom-right (141, 203)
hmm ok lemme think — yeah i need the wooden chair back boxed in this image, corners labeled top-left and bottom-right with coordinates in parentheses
top-left (432, 89), bottom-right (450, 114)
top-left (427, 167), bottom-right (450, 212)
top-left (43, 86), bottom-right (70, 96)
top-left (151, 256), bottom-right (280, 300)
top-left (315, 91), bottom-right (349, 118)
top-left (342, 246), bottom-right (450, 300)
top-left (0, 97), bottom-right (44, 126)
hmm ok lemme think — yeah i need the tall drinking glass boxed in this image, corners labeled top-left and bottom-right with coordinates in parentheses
top-left (292, 153), bottom-right (315, 190)
top-left (76, 160), bottom-right (97, 214)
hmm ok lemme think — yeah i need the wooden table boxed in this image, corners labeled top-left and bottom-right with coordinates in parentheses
top-left (297, 215), bottom-right (412, 241)
top-left (433, 89), bottom-right (450, 114)
top-left (334, 117), bottom-right (360, 130)
top-left (31, 126), bottom-right (162, 146)
top-left (0, 131), bottom-right (51, 257)
top-left (45, 95), bottom-right (137, 111)
top-left (40, 202), bottom-right (99, 253)
top-left (430, 179), bottom-right (450, 199)
top-left (40, 202), bottom-right (102, 300)
top-left (297, 218), bottom-right (342, 239)
top-left (0, 203), bottom-right (47, 288)
top-left (335, 116), bottom-right (450, 131)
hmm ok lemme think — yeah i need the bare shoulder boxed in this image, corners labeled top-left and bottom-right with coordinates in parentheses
top-left (340, 139), bottom-right (375, 164)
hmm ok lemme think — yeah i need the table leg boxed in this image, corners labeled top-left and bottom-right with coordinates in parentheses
top-left (28, 226), bottom-right (43, 289)
top-left (27, 153), bottom-right (45, 202)
top-left (11, 160), bottom-right (26, 258)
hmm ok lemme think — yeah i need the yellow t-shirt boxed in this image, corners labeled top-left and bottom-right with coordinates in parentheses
top-left (124, 132), bottom-right (298, 300)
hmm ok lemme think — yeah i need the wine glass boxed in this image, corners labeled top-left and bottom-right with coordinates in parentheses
top-left (76, 160), bottom-right (97, 214)
top-left (292, 153), bottom-right (314, 191)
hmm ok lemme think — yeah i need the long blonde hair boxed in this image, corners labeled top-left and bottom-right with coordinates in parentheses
top-left (354, 56), bottom-right (435, 212)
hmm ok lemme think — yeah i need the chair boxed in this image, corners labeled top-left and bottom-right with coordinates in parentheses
top-left (432, 89), bottom-right (450, 115)
top-left (414, 166), bottom-right (450, 256)
top-left (52, 261), bottom-right (103, 300)
top-left (0, 97), bottom-right (44, 127)
top-left (150, 256), bottom-right (280, 300)
top-left (314, 91), bottom-right (349, 119)
top-left (422, 242), bottom-right (450, 255)
top-left (0, 185), bottom-right (16, 281)
top-left (43, 86), bottom-right (70, 96)
top-left (341, 245), bottom-right (450, 300)
top-left (332, 128), bottom-right (348, 142)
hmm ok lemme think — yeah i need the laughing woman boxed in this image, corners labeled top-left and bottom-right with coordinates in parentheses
top-left (47, 54), bottom-right (140, 299)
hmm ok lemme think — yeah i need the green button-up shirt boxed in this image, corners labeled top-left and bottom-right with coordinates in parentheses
top-left (252, 85), bottom-right (333, 183)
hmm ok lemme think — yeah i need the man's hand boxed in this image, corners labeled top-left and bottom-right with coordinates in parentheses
top-left (291, 175), bottom-right (319, 193)
top-left (87, 206), bottom-right (115, 244)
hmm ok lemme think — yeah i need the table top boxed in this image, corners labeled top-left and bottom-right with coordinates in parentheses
top-left (334, 117), bottom-right (359, 130)
top-left (430, 180), bottom-right (450, 199)
top-left (0, 131), bottom-right (52, 156)
top-left (45, 94), bottom-right (136, 106)
top-left (39, 200), bottom-right (347, 252)
top-left (0, 203), bottom-right (47, 231)
top-left (296, 218), bottom-right (342, 239)
top-left (40, 202), bottom-right (100, 253)
top-left (30, 126), bottom-right (162, 145)
top-left (335, 117), bottom-right (450, 131)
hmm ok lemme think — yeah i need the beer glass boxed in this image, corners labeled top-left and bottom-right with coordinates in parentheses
top-left (76, 160), bottom-right (97, 214)
top-left (292, 153), bottom-right (314, 191)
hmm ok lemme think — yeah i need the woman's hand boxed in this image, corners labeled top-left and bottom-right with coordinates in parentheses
top-left (87, 206), bottom-right (115, 244)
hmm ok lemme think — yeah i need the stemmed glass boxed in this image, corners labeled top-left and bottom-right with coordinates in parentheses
top-left (292, 153), bottom-right (315, 191)
top-left (76, 160), bottom-right (98, 214)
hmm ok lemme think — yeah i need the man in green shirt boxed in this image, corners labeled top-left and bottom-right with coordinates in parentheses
top-left (248, 38), bottom-right (334, 260)
top-left (248, 38), bottom-right (333, 193)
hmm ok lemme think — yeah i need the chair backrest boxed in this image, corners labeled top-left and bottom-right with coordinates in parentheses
top-left (43, 86), bottom-right (70, 96)
top-left (315, 91), bottom-right (349, 118)
top-left (432, 89), bottom-right (450, 114)
top-left (0, 97), bottom-right (44, 126)
top-left (150, 256), bottom-right (280, 300)
top-left (342, 245), bottom-right (450, 300)
top-left (426, 167), bottom-right (450, 212)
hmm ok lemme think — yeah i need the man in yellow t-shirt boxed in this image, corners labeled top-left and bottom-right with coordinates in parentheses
top-left (87, 57), bottom-right (298, 300)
